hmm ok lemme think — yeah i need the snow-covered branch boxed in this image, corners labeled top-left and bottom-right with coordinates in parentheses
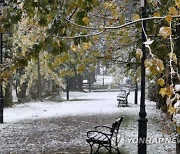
top-left (63, 15), bottom-right (180, 39)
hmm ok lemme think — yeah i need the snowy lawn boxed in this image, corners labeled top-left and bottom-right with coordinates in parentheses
top-left (0, 90), bottom-right (176, 153)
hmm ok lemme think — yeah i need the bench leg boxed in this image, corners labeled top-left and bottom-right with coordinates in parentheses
top-left (87, 142), bottom-right (94, 154)
top-left (95, 144), bottom-right (101, 154)
top-left (118, 101), bottom-right (120, 107)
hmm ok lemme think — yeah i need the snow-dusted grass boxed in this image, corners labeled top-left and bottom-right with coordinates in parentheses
top-left (5, 90), bottom-right (140, 123)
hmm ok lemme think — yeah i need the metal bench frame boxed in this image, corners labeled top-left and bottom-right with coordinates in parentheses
top-left (86, 117), bottom-right (123, 154)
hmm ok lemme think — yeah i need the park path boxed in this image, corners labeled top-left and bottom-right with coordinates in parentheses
top-left (0, 91), bottom-right (176, 153)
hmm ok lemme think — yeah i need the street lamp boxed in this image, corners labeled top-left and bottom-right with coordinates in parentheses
top-left (138, 0), bottom-right (147, 153)
top-left (0, 0), bottom-right (5, 123)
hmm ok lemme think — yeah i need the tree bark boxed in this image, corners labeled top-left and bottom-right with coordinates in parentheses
top-left (37, 54), bottom-right (42, 100)
top-left (4, 77), bottom-right (13, 107)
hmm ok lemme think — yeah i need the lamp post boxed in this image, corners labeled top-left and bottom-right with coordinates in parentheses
top-left (138, 0), bottom-right (147, 153)
top-left (0, 0), bottom-right (4, 124)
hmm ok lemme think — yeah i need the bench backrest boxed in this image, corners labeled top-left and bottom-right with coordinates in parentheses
top-left (111, 117), bottom-right (123, 135)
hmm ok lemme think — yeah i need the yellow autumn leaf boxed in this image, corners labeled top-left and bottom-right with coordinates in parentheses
top-left (103, 2), bottom-right (109, 9)
top-left (112, 9), bottom-right (118, 20)
top-left (156, 59), bottom-right (164, 73)
top-left (159, 27), bottom-right (172, 38)
top-left (166, 86), bottom-right (173, 97)
top-left (169, 7), bottom-right (178, 15)
top-left (152, 1), bottom-right (157, 7)
top-left (177, 126), bottom-right (180, 133)
top-left (136, 48), bottom-right (143, 59)
top-left (82, 16), bottom-right (90, 25)
top-left (133, 14), bottom-right (140, 21)
top-left (168, 106), bottom-right (176, 115)
top-left (165, 15), bottom-right (172, 23)
top-left (157, 78), bottom-right (165, 87)
top-left (93, 35), bottom-right (99, 41)
top-left (77, 64), bottom-right (86, 74)
top-left (119, 14), bottom-right (125, 25)
top-left (82, 42), bottom-right (91, 50)
top-left (175, 0), bottom-right (180, 8)
top-left (159, 88), bottom-right (167, 97)
top-left (70, 45), bottom-right (78, 52)
top-left (153, 12), bottom-right (161, 17)
top-left (59, 70), bottom-right (67, 77)
top-left (149, 66), bottom-right (159, 74)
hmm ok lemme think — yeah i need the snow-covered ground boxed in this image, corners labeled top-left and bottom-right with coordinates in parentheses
top-left (4, 91), bottom-right (136, 123)
top-left (1, 89), bottom-right (176, 153)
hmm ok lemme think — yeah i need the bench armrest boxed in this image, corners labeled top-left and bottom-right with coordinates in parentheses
top-left (86, 130), bottom-right (112, 141)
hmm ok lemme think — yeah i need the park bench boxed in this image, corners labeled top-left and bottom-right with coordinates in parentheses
top-left (86, 117), bottom-right (123, 154)
top-left (117, 88), bottom-right (130, 107)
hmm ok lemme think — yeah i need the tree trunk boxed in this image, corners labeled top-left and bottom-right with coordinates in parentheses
top-left (37, 54), bottom-right (42, 100)
top-left (66, 78), bottom-right (69, 100)
top-left (4, 77), bottom-right (13, 107)
top-left (96, 62), bottom-right (101, 74)
top-left (15, 69), bottom-right (28, 103)
top-left (77, 74), bottom-right (83, 91)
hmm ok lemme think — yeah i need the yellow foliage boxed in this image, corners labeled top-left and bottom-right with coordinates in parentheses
top-left (165, 15), bottom-right (172, 23)
top-left (133, 14), bottom-right (140, 21)
top-left (177, 126), bottom-right (180, 133)
top-left (159, 86), bottom-right (173, 98)
top-left (103, 2), bottom-right (117, 9)
top-left (157, 78), bottom-right (165, 87)
top-left (153, 12), bottom-right (161, 17)
top-left (77, 64), bottom-right (86, 74)
top-left (93, 35), bottom-right (100, 41)
top-left (119, 14), bottom-right (125, 25)
top-left (82, 16), bottom-right (90, 25)
top-left (82, 42), bottom-right (91, 50)
top-left (145, 58), bottom-right (164, 75)
top-left (152, 1), bottom-right (158, 7)
top-left (166, 86), bottom-right (173, 97)
top-left (175, 0), bottom-right (180, 8)
top-left (103, 2), bottom-right (109, 9)
top-left (159, 88), bottom-right (167, 97)
top-left (70, 45), bottom-right (78, 52)
top-left (169, 7), bottom-right (178, 15)
top-left (59, 70), bottom-right (67, 77)
top-left (112, 9), bottom-right (118, 20)
top-left (168, 106), bottom-right (176, 115)
top-left (156, 59), bottom-right (165, 72)
top-left (159, 27), bottom-right (172, 38)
